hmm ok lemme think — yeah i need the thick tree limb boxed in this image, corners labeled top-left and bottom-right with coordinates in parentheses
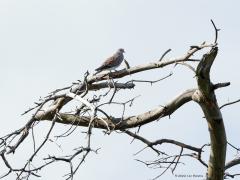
top-left (41, 89), bottom-right (196, 130)
top-left (225, 157), bottom-right (240, 170)
top-left (70, 81), bottom-right (135, 92)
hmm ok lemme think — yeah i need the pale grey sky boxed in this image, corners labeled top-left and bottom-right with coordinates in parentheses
top-left (0, 1), bottom-right (240, 180)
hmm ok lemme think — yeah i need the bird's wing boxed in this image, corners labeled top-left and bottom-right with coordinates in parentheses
top-left (95, 55), bottom-right (117, 71)
top-left (102, 55), bottom-right (117, 67)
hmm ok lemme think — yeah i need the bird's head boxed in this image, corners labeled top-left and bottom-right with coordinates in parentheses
top-left (118, 48), bottom-right (125, 53)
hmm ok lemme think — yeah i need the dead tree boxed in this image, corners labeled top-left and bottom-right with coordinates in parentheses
top-left (0, 21), bottom-right (239, 180)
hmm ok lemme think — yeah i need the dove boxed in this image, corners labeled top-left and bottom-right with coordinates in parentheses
top-left (95, 48), bottom-right (125, 72)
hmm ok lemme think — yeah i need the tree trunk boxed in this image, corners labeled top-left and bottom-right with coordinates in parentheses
top-left (193, 47), bottom-right (227, 180)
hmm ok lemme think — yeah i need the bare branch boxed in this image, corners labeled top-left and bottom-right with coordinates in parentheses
top-left (172, 147), bottom-right (183, 173)
top-left (174, 62), bottom-right (195, 73)
top-left (213, 82), bottom-right (230, 90)
top-left (17, 113), bottom-right (57, 179)
top-left (124, 59), bottom-right (130, 69)
top-left (227, 141), bottom-right (240, 151)
top-left (91, 81), bottom-right (135, 90)
top-left (123, 130), bottom-right (163, 155)
top-left (42, 89), bottom-right (196, 130)
top-left (225, 157), bottom-right (240, 170)
top-left (151, 139), bottom-right (202, 153)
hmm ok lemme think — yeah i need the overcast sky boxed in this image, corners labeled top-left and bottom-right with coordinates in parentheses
top-left (0, 1), bottom-right (240, 180)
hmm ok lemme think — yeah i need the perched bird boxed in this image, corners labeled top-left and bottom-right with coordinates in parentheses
top-left (95, 48), bottom-right (125, 73)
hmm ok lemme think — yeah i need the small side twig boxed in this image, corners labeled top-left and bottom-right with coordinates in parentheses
top-left (123, 130), bottom-right (163, 155)
top-left (220, 98), bottom-right (240, 109)
top-left (211, 19), bottom-right (220, 44)
top-left (172, 147), bottom-right (183, 173)
top-left (213, 82), bottom-right (230, 90)
top-left (127, 72), bottom-right (173, 85)
top-left (159, 49), bottom-right (171, 61)
top-left (174, 62), bottom-right (196, 73)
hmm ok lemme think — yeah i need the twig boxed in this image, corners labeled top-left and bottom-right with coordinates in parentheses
top-left (123, 130), bottom-right (163, 155)
top-left (159, 49), bottom-right (171, 61)
top-left (127, 72), bottom-right (173, 85)
top-left (224, 173), bottom-right (240, 179)
top-left (80, 71), bottom-right (90, 97)
top-left (220, 98), bottom-right (240, 109)
top-left (152, 156), bottom-right (178, 180)
top-left (211, 19), bottom-right (220, 44)
top-left (17, 112), bottom-right (57, 179)
top-left (227, 141), bottom-right (240, 151)
top-left (213, 82), bottom-right (230, 90)
top-left (174, 62), bottom-right (196, 73)
top-left (172, 147), bottom-right (183, 173)
top-left (109, 79), bottom-right (117, 103)
top-left (49, 85), bottom-right (72, 95)
top-left (124, 59), bottom-right (130, 69)
top-left (7, 102), bottom-right (46, 154)
top-left (152, 139), bottom-right (202, 153)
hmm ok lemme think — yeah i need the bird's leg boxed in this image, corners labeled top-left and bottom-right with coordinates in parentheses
top-left (107, 69), bottom-right (116, 78)
top-left (109, 77), bottom-right (115, 88)
top-left (106, 72), bottom-right (112, 85)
